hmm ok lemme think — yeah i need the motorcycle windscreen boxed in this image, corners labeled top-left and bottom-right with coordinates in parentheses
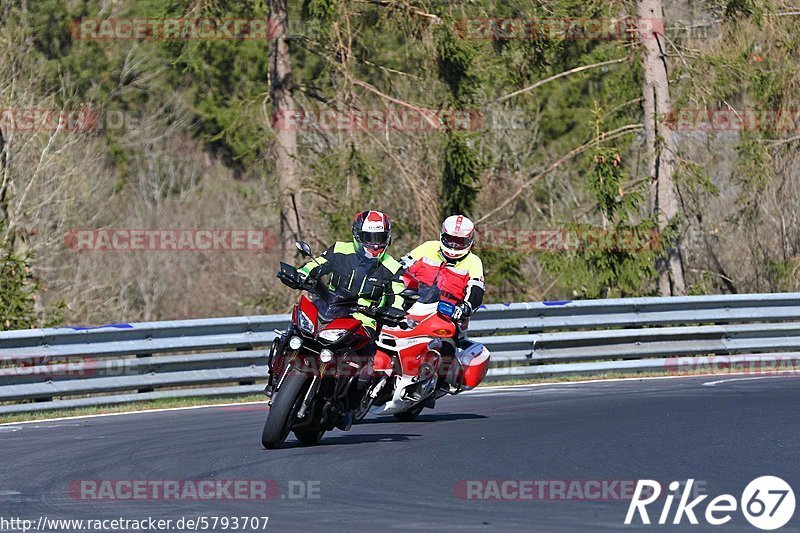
top-left (312, 268), bottom-right (366, 321)
top-left (315, 255), bottom-right (384, 320)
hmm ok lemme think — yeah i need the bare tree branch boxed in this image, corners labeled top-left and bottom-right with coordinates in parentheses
top-left (352, 0), bottom-right (441, 21)
top-left (476, 124), bottom-right (644, 224)
top-left (493, 57), bottom-right (630, 104)
top-left (352, 79), bottom-right (440, 129)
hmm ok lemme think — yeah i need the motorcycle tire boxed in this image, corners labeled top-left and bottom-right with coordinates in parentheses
top-left (262, 370), bottom-right (306, 449)
top-left (353, 392), bottom-right (373, 423)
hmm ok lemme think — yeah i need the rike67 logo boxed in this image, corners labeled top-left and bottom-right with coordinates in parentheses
top-left (626, 477), bottom-right (795, 530)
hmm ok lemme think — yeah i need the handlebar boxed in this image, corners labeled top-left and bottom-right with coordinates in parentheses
top-left (277, 262), bottom-right (319, 292)
top-left (356, 304), bottom-right (406, 328)
top-left (277, 264), bottom-right (405, 327)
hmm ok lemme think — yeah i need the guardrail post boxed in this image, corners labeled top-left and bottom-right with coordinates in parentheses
top-left (237, 346), bottom-right (257, 386)
top-left (136, 353), bottom-right (154, 393)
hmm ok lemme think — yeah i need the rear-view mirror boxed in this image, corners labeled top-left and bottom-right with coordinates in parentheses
top-left (400, 289), bottom-right (420, 301)
top-left (295, 240), bottom-right (313, 257)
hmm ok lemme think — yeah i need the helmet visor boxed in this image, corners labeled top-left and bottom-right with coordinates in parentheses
top-left (360, 231), bottom-right (390, 249)
top-left (441, 233), bottom-right (473, 251)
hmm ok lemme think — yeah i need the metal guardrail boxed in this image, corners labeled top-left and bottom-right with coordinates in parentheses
top-left (2, 292), bottom-right (800, 415)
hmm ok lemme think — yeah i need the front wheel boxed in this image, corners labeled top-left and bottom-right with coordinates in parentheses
top-left (262, 371), bottom-right (306, 449)
top-left (353, 390), bottom-right (374, 423)
top-left (393, 403), bottom-right (424, 422)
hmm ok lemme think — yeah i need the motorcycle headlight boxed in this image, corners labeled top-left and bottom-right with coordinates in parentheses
top-left (318, 328), bottom-right (348, 343)
top-left (319, 349), bottom-right (334, 363)
top-left (288, 336), bottom-right (302, 350)
top-left (298, 311), bottom-right (315, 333)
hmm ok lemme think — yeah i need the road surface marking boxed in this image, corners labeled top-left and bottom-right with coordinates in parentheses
top-left (703, 375), bottom-right (799, 387)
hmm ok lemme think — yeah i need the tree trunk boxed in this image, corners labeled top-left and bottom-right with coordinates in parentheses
top-left (638, 0), bottom-right (686, 296)
top-left (268, 0), bottom-right (302, 261)
top-left (0, 128), bottom-right (7, 235)
top-left (0, 127), bottom-right (21, 253)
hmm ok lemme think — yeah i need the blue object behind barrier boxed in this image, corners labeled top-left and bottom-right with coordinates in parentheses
top-left (437, 301), bottom-right (456, 317)
top-left (67, 324), bottom-right (133, 331)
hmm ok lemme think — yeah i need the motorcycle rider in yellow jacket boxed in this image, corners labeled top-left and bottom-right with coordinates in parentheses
top-left (400, 215), bottom-right (485, 405)
top-left (401, 215), bottom-right (485, 322)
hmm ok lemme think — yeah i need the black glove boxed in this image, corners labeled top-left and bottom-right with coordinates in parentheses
top-left (451, 302), bottom-right (472, 321)
top-left (297, 271), bottom-right (317, 290)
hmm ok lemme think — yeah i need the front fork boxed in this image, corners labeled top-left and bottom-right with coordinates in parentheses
top-left (265, 330), bottom-right (291, 398)
top-left (368, 375), bottom-right (389, 398)
top-left (297, 375), bottom-right (319, 419)
top-left (275, 358), bottom-right (359, 425)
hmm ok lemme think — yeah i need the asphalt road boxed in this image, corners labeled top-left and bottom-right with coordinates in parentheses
top-left (1, 375), bottom-right (798, 532)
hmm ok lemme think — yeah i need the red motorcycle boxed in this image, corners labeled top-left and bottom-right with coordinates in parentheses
top-left (262, 242), bottom-right (405, 449)
top-left (356, 273), bottom-right (491, 422)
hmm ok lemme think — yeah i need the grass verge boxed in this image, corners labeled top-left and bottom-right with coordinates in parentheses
top-left (0, 395), bottom-right (267, 424)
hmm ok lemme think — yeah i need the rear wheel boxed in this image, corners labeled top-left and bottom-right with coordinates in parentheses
top-left (262, 371), bottom-right (306, 449)
top-left (393, 404), bottom-right (424, 422)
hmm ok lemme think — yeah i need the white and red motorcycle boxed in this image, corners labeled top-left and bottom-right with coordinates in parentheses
top-left (356, 282), bottom-right (490, 422)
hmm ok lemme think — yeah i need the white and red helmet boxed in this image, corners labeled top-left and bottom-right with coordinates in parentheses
top-left (440, 214), bottom-right (475, 261)
top-left (352, 210), bottom-right (392, 258)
